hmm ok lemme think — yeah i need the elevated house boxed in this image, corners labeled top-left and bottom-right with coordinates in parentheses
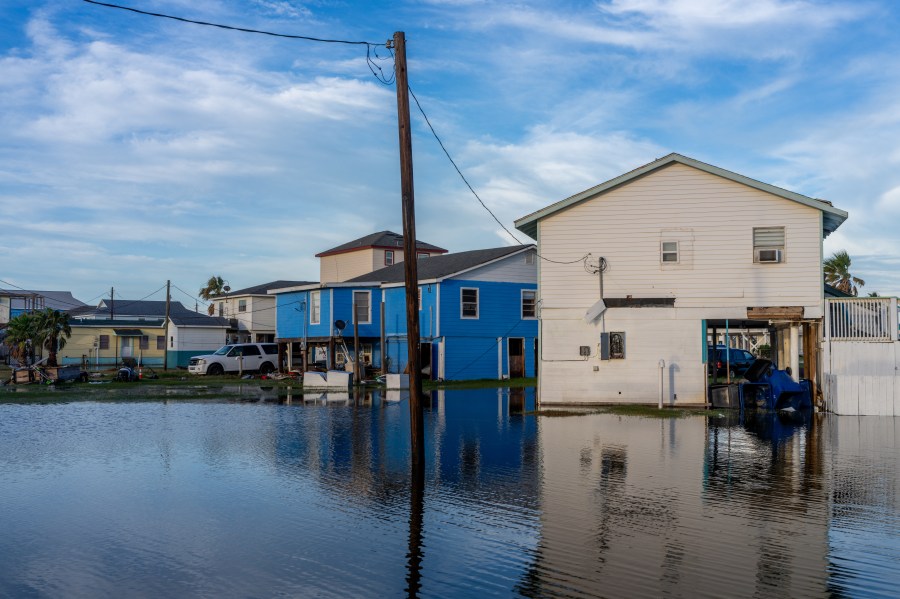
top-left (316, 230), bottom-right (447, 283)
top-left (63, 300), bottom-right (227, 368)
top-left (0, 289), bottom-right (85, 326)
top-left (209, 280), bottom-right (312, 344)
top-left (514, 153), bottom-right (849, 405)
top-left (272, 244), bottom-right (538, 380)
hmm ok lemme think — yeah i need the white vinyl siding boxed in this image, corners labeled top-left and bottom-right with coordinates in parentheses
top-left (310, 291), bottom-right (321, 325)
top-left (353, 290), bottom-right (371, 324)
top-left (538, 163), bottom-right (823, 314)
top-left (319, 248), bottom-right (377, 283)
top-left (461, 288), bottom-right (479, 319)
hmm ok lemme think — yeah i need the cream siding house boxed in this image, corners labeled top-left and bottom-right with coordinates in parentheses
top-left (316, 231), bottom-right (447, 283)
top-left (515, 153), bottom-right (848, 405)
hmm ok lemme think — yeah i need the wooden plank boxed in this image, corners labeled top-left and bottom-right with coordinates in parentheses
top-left (747, 306), bottom-right (805, 320)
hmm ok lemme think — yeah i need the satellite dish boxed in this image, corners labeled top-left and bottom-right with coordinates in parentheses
top-left (583, 298), bottom-right (607, 323)
top-left (334, 319), bottom-right (346, 331)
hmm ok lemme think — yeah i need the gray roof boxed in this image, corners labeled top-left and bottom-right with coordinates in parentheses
top-left (218, 280), bottom-right (315, 297)
top-left (316, 231), bottom-right (447, 257)
top-left (346, 245), bottom-right (533, 284)
top-left (0, 290), bottom-right (86, 311)
top-left (514, 153), bottom-right (849, 239)
top-left (70, 299), bottom-right (227, 327)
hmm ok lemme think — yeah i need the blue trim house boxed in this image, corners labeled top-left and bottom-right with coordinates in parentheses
top-left (273, 244), bottom-right (538, 380)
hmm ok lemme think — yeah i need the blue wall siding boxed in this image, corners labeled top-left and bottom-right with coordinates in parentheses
top-left (382, 280), bottom-right (537, 380)
top-left (276, 291), bottom-right (307, 339)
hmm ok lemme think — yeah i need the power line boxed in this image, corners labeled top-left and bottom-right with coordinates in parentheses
top-left (406, 87), bottom-right (590, 266)
top-left (83, 1), bottom-right (380, 46)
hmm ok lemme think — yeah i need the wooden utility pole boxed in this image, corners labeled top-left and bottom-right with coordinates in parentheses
top-left (393, 31), bottom-right (425, 471)
top-left (164, 280), bottom-right (171, 370)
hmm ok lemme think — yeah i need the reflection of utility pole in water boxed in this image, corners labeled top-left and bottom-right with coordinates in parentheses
top-left (405, 459), bottom-right (425, 598)
top-left (391, 31), bottom-right (424, 469)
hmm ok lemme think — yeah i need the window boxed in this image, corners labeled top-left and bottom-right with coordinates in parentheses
top-left (310, 291), bottom-right (321, 324)
top-left (353, 290), bottom-right (371, 324)
top-left (170, 336), bottom-right (174, 348)
top-left (262, 344), bottom-right (278, 355)
top-left (417, 252), bottom-right (429, 259)
top-left (157, 335), bottom-right (166, 350)
top-left (661, 241), bottom-right (679, 263)
top-left (99, 335), bottom-right (109, 350)
top-left (418, 288), bottom-right (422, 311)
top-left (525, 252), bottom-right (535, 265)
top-left (238, 299), bottom-right (247, 312)
top-left (522, 290), bottom-right (537, 319)
top-left (753, 227), bottom-right (785, 263)
top-left (242, 345), bottom-right (261, 356)
top-left (139, 335), bottom-right (149, 350)
top-left (218, 302), bottom-right (224, 317)
top-left (385, 250), bottom-right (394, 266)
top-left (461, 288), bottom-right (479, 319)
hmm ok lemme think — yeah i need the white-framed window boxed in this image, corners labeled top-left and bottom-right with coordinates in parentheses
top-left (417, 252), bottom-right (429, 259)
top-left (661, 241), bottom-right (679, 263)
top-left (217, 302), bottom-right (224, 317)
top-left (461, 288), bottom-right (479, 319)
top-left (525, 252), bottom-right (535, 265)
top-left (238, 299), bottom-right (247, 312)
top-left (385, 250), bottom-right (394, 266)
top-left (418, 288), bottom-right (422, 311)
top-left (353, 290), bottom-right (371, 324)
top-left (521, 290), bottom-right (537, 319)
top-left (310, 290), bottom-right (321, 325)
top-left (753, 227), bottom-right (785, 263)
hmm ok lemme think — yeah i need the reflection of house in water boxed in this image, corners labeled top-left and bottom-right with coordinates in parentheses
top-left (525, 414), bottom-right (831, 597)
top-left (271, 388), bottom-right (541, 506)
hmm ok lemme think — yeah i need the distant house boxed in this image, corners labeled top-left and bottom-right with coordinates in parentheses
top-left (514, 153), bottom-right (848, 405)
top-left (63, 299), bottom-right (228, 368)
top-left (209, 280), bottom-right (313, 344)
top-left (0, 289), bottom-right (85, 325)
top-left (273, 245), bottom-right (538, 380)
top-left (315, 230), bottom-right (447, 283)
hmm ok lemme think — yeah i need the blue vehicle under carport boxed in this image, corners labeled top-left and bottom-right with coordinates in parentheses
top-left (710, 358), bottom-right (813, 411)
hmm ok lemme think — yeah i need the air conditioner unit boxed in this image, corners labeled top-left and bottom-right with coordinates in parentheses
top-left (756, 248), bottom-right (783, 263)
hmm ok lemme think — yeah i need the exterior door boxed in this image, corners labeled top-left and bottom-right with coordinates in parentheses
top-left (509, 338), bottom-right (525, 378)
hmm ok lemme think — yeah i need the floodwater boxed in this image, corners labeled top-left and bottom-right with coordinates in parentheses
top-left (0, 388), bottom-right (897, 598)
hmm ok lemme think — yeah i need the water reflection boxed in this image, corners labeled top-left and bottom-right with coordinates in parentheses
top-left (0, 391), bottom-right (897, 597)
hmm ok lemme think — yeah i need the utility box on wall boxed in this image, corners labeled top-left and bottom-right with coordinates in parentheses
top-left (600, 332), bottom-right (626, 360)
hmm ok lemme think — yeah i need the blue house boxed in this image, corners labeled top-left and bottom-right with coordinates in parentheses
top-left (273, 244), bottom-right (538, 381)
top-left (351, 245), bottom-right (538, 380)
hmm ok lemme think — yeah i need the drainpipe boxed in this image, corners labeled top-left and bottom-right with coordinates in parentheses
top-left (658, 359), bottom-right (666, 409)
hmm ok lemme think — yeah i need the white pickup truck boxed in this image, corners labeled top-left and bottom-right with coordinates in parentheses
top-left (188, 343), bottom-right (279, 375)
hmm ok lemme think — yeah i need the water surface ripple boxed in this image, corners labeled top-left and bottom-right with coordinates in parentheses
top-left (0, 389), bottom-right (897, 597)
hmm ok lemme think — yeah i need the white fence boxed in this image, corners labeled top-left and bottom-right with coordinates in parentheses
top-left (823, 297), bottom-right (899, 415)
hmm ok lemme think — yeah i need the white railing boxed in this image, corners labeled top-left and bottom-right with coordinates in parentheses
top-left (826, 297), bottom-right (899, 342)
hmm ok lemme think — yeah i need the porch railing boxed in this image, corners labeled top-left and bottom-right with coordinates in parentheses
top-left (825, 297), bottom-right (899, 342)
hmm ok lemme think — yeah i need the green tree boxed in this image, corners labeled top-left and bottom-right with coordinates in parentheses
top-left (4, 312), bottom-right (39, 365)
top-left (199, 275), bottom-right (229, 316)
top-left (824, 250), bottom-right (865, 296)
top-left (34, 308), bottom-right (72, 367)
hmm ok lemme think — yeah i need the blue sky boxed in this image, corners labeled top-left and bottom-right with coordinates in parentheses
top-left (2, 0), bottom-right (899, 306)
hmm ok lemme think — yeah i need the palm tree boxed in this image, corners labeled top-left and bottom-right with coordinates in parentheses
top-left (4, 312), bottom-right (39, 365)
top-left (34, 308), bottom-right (72, 367)
top-left (824, 250), bottom-right (865, 296)
top-left (199, 275), bottom-right (229, 316)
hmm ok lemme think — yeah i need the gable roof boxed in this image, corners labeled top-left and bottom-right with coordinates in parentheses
top-left (70, 299), bottom-right (228, 327)
top-left (219, 280), bottom-right (315, 297)
top-left (346, 245), bottom-right (534, 284)
top-left (315, 230), bottom-right (448, 257)
top-left (514, 153), bottom-right (849, 239)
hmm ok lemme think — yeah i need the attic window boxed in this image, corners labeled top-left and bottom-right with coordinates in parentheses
top-left (525, 252), bottom-right (535, 265)
top-left (385, 250), bottom-right (394, 266)
top-left (661, 241), bottom-right (679, 263)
